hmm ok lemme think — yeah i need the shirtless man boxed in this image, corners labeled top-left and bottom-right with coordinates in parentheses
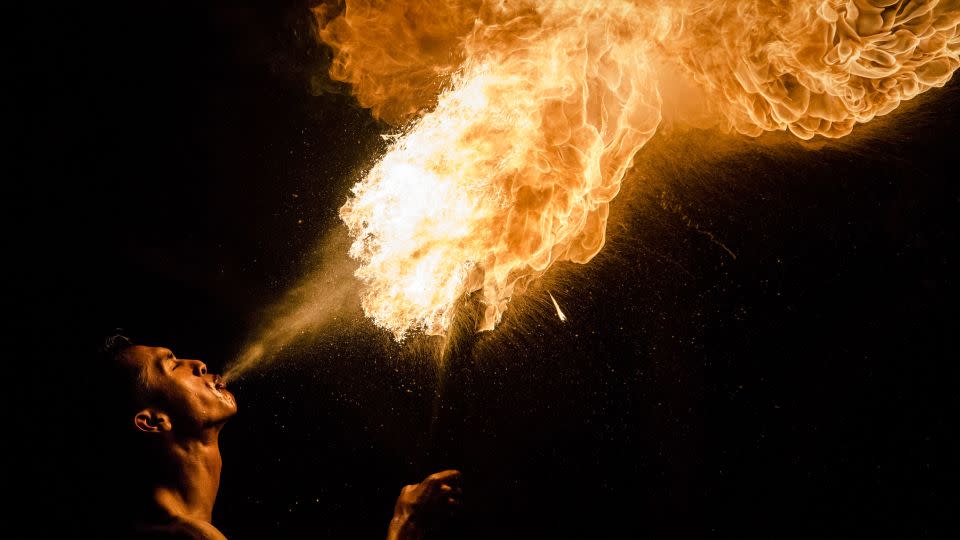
top-left (100, 335), bottom-right (461, 539)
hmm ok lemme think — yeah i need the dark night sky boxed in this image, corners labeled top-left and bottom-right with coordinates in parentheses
top-left (12, 1), bottom-right (959, 539)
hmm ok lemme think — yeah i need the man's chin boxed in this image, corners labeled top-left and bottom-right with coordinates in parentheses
top-left (221, 390), bottom-right (238, 413)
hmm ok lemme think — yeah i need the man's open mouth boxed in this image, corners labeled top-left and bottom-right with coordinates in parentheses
top-left (208, 375), bottom-right (233, 403)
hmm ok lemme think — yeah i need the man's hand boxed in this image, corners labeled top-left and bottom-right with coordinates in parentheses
top-left (386, 469), bottom-right (462, 540)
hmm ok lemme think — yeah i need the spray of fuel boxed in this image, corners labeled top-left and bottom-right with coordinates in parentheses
top-left (223, 230), bottom-right (361, 382)
top-left (315, 0), bottom-right (959, 341)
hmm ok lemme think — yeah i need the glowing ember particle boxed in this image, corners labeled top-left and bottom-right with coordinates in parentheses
top-left (549, 292), bottom-right (568, 323)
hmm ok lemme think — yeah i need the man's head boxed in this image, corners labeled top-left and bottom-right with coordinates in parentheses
top-left (101, 334), bottom-right (237, 440)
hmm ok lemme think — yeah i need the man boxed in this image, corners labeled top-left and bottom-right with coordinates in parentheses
top-left (99, 334), bottom-right (461, 539)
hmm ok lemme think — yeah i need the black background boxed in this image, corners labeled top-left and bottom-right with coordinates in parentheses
top-left (12, 1), bottom-right (958, 539)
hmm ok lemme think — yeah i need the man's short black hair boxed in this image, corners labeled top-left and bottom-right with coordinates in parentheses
top-left (100, 331), bottom-right (135, 363)
top-left (90, 331), bottom-right (148, 428)
top-left (84, 331), bottom-right (152, 533)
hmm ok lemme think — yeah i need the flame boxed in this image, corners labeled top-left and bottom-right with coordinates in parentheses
top-left (316, 0), bottom-right (959, 340)
top-left (667, 0), bottom-right (960, 138)
top-left (323, 1), bottom-right (666, 339)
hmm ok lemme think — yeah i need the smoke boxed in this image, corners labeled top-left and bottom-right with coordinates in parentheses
top-left (312, 0), bottom-right (959, 340)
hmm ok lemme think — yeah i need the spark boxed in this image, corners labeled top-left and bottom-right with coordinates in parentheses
top-left (549, 292), bottom-right (568, 323)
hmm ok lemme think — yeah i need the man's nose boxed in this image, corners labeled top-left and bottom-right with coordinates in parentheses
top-left (185, 359), bottom-right (208, 376)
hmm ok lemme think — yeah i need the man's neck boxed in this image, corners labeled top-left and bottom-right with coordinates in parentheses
top-left (151, 428), bottom-right (223, 524)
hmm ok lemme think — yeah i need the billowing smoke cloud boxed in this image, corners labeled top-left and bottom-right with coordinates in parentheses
top-left (311, 0), bottom-right (959, 341)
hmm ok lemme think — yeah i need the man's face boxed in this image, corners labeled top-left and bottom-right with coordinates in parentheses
top-left (120, 345), bottom-right (237, 432)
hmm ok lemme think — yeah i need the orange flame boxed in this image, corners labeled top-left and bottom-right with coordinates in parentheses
top-left (316, 0), bottom-right (959, 340)
top-left (667, 0), bottom-right (960, 138)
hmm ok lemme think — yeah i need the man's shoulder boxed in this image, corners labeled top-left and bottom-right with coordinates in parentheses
top-left (130, 517), bottom-right (228, 540)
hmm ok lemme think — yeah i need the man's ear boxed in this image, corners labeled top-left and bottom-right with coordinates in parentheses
top-left (134, 409), bottom-right (172, 433)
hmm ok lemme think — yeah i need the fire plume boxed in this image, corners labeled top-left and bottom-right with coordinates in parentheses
top-left (669, 0), bottom-right (960, 138)
top-left (316, 0), bottom-right (959, 340)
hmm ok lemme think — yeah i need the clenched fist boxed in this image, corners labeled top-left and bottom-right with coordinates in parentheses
top-left (387, 470), bottom-right (462, 540)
